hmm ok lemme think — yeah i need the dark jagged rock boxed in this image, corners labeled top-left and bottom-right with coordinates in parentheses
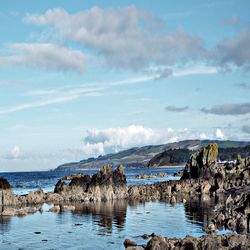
top-left (54, 165), bottom-right (128, 202)
top-left (181, 143), bottom-right (218, 179)
top-left (173, 169), bottom-right (184, 177)
top-left (0, 177), bottom-right (20, 207)
top-left (0, 177), bottom-right (11, 189)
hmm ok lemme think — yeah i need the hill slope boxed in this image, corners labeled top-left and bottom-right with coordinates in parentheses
top-left (54, 140), bottom-right (250, 171)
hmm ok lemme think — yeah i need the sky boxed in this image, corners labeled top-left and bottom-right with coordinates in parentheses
top-left (0, 0), bottom-right (250, 172)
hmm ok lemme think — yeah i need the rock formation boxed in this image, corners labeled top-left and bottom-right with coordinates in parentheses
top-left (181, 143), bottom-right (218, 179)
top-left (124, 233), bottom-right (250, 250)
top-left (54, 164), bottom-right (128, 202)
top-left (0, 177), bottom-right (20, 207)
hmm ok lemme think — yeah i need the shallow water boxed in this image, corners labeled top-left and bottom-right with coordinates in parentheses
top-left (0, 200), bottom-right (230, 250)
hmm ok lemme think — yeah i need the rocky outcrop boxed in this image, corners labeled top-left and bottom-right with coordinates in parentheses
top-left (181, 143), bottom-right (218, 179)
top-left (135, 172), bottom-right (167, 179)
top-left (54, 164), bottom-right (128, 202)
top-left (25, 188), bottom-right (45, 204)
top-left (0, 177), bottom-right (20, 206)
top-left (124, 233), bottom-right (250, 250)
top-left (213, 186), bottom-right (250, 233)
top-left (128, 144), bottom-right (250, 233)
top-left (63, 173), bottom-right (86, 180)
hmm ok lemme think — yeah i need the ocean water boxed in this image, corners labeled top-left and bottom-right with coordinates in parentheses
top-left (0, 167), bottom-right (183, 195)
top-left (0, 167), bottom-right (231, 249)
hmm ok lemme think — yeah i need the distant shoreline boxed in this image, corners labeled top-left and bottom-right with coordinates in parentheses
top-left (55, 165), bottom-right (185, 172)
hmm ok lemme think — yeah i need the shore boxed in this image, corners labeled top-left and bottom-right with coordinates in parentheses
top-left (0, 143), bottom-right (249, 249)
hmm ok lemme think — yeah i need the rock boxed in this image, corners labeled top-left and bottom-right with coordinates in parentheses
top-left (25, 188), bottom-right (45, 204)
top-left (225, 194), bottom-right (234, 208)
top-left (63, 173), bottom-right (86, 180)
top-left (1, 208), bottom-right (16, 216)
top-left (142, 234), bottom-right (250, 250)
top-left (141, 234), bottom-right (149, 239)
top-left (173, 170), bottom-right (184, 177)
top-left (170, 196), bottom-right (176, 204)
top-left (61, 205), bottom-right (75, 211)
top-left (99, 164), bottom-right (113, 175)
top-left (205, 223), bottom-right (217, 234)
top-left (216, 213), bottom-right (225, 224)
top-left (16, 210), bottom-right (28, 217)
top-left (0, 177), bottom-right (11, 189)
top-left (49, 205), bottom-right (60, 213)
top-left (54, 165), bottom-right (128, 202)
top-left (201, 181), bottom-right (211, 194)
top-left (135, 172), bottom-right (167, 179)
top-left (26, 207), bottom-right (37, 214)
top-left (181, 143), bottom-right (218, 180)
top-left (0, 178), bottom-right (20, 206)
top-left (124, 239), bottom-right (137, 247)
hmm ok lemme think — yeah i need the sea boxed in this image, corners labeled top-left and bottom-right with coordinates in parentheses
top-left (0, 167), bottom-right (231, 250)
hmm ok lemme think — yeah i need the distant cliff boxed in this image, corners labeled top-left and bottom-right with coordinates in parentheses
top-left (54, 140), bottom-right (250, 171)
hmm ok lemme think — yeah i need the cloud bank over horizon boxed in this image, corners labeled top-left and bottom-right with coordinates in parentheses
top-left (81, 125), bottom-right (225, 157)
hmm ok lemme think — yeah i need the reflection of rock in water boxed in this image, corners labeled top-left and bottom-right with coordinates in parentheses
top-left (72, 200), bottom-right (129, 234)
top-left (0, 208), bottom-right (12, 234)
top-left (184, 198), bottom-right (216, 230)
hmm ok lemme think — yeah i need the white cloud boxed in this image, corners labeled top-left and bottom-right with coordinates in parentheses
top-left (215, 128), bottom-right (224, 140)
top-left (11, 145), bottom-right (21, 158)
top-left (24, 7), bottom-right (207, 71)
top-left (0, 43), bottom-right (85, 73)
top-left (81, 125), bottom-right (227, 157)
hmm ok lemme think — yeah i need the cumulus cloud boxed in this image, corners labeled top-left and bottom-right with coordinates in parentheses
top-left (0, 43), bottom-right (85, 72)
top-left (11, 145), bottom-right (21, 158)
top-left (24, 7), bottom-right (207, 71)
top-left (2, 145), bottom-right (22, 159)
top-left (215, 128), bottom-right (224, 140)
top-left (214, 29), bottom-right (250, 71)
top-left (165, 105), bottom-right (189, 112)
top-left (201, 102), bottom-right (250, 115)
top-left (81, 125), bottom-right (226, 156)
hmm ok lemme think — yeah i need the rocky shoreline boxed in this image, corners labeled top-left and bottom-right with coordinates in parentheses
top-left (0, 143), bottom-right (249, 249)
top-left (124, 233), bottom-right (250, 250)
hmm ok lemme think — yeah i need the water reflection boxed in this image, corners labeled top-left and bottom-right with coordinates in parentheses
top-left (0, 199), bottom-right (224, 239)
top-left (0, 214), bottom-right (11, 235)
top-left (184, 198), bottom-right (216, 230)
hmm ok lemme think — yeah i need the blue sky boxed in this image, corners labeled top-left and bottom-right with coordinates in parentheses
top-left (0, 0), bottom-right (250, 171)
